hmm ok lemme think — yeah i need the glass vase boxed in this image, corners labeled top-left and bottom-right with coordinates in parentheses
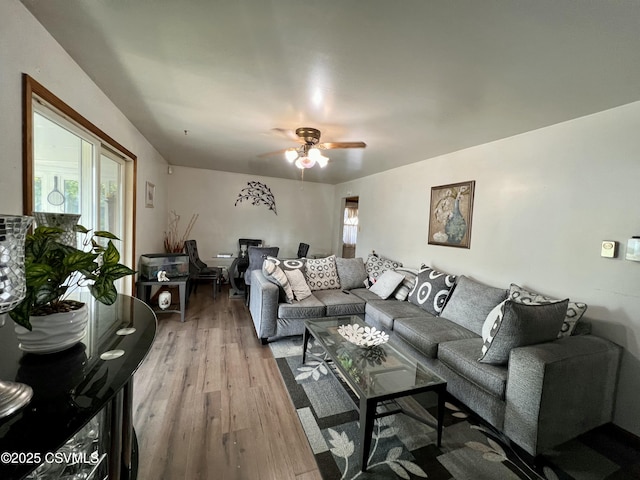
top-left (0, 214), bottom-right (34, 419)
top-left (33, 211), bottom-right (81, 247)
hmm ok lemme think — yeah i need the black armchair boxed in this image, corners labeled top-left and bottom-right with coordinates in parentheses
top-left (184, 239), bottom-right (220, 299)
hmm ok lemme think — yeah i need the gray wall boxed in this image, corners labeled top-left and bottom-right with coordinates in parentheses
top-left (167, 166), bottom-right (336, 260)
top-left (0, 0), bottom-right (168, 259)
top-left (333, 101), bottom-right (640, 436)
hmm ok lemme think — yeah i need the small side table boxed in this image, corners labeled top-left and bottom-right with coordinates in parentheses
top-left (136, 275), bottom-right (189, 322)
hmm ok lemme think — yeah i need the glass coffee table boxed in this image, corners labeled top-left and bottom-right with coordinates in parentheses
top-left (302, 316), bottom-right (447, 472)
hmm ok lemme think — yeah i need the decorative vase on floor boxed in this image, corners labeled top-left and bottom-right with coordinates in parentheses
top-left (444, 197), bottom-right (467, 245)
top-left (14, 302), bottom-right (89, 354)
top-left (33, 212), bottom-right (81, 247)
top-left (158, 291), bottom-right (171, 310)
top-left (0, 214), bottom-right (34, 418)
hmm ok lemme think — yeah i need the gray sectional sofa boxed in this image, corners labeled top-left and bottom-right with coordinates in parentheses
top-left (248, 255), bottom-right (621, 457)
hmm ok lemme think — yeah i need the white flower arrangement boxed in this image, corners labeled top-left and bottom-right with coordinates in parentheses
top-left (337, 323), bottom-right (389, 347)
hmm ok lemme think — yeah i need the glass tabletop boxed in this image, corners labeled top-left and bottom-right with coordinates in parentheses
top-left (304, 316), bottom-right (445, 400)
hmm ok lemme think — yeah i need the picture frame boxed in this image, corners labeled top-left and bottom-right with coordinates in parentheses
top-left (145, 181), bottom-right (155, 208)
top-left (428, 180), bottom-right (475, 248)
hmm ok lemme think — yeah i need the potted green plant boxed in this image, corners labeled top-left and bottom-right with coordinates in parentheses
top-left (9, 225), bottom-right (135, 353)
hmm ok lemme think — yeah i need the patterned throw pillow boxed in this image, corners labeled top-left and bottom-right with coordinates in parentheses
top-left (479, 299), bottom-right (568, 365)
top-left (509, 284), bottom-right (587, 337)
top-left (407, 265), bottom-right (456, 316)
top-left (393, 267), bottom-right (418, 301)
top-left (262, 257), bottom-right (294, 303)
top-left (305, 255), bottom-right (341, 291)
top-left (261, 257), bottom-right (306, 303)
top-left (365, 252), bottom-right (403, 283)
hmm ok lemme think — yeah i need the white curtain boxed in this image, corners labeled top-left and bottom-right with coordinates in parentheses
top-left (343, 206), bottom-right (358, 245)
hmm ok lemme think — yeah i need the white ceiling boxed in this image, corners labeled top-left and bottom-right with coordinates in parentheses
top-left (20, 0), bottom-right (640, 184)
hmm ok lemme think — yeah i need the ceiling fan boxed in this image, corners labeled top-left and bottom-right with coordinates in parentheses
top-left (259, 127), bottom-right (366, 170)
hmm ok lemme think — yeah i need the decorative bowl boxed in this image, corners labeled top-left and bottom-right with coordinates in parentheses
top-left (337, 324), bottom-right (389, 348)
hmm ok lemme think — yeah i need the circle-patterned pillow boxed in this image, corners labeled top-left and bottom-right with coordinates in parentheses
top-left (407, 264), bottom-right (457, 316)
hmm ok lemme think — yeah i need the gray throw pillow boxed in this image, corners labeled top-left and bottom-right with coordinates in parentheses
top-left (440, 276), bottom-right (507, 336)
top-left (284, 268), bottom-right (312, 301)
top-left (408, 265), bottom-right (456, 315)
top-left (369, 269), bottom-right (406, 299)
top-left (479, 299), bottom-right (569, 365)
top-left (509, 283), bottom-right (587, 338)
top-left (335, 257), bottom-right (368, 290)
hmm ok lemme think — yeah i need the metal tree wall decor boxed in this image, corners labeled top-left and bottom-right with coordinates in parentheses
top-left (235, 181), bottom-right (277, 215)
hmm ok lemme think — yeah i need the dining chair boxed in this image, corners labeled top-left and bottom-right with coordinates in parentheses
top-left (297, 242), bottom-right (310, 258)
top-left (184, 239), bottom-right (220, 299)
top-left (245, 246), bottom-right (279, 304)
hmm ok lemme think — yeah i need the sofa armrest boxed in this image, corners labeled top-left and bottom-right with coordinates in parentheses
top-left (248, 269), bottom-right (280, 342)
top-left (504, 335), bottom-right (621, 456)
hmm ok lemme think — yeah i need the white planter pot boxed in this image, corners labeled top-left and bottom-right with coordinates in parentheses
top-left (14, 304), bottom-right (89, 354)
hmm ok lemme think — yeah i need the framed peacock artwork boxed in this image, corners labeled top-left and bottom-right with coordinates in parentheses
top-left (428, 180), bottom-right (475, 248)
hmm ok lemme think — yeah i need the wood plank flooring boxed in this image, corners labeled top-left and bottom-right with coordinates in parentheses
top-left (133, 286), bottom-right (322, 480)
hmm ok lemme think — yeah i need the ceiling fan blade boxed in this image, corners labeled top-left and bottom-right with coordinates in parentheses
top-left (271, 128), bottom-right (303, 142)
top-left (257, 148), bottom-right (289, 158)
top-left (319, 141), bottom-right (367, 150)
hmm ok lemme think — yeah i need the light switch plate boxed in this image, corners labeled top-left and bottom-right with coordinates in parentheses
top-left (626, 238), bottom-right (640, 261)
top-left (601, 241), bottom-right (617, 258)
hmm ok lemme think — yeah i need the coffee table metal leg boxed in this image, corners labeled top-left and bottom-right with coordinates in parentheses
top-left (302, 327), bottom-right (310, 364)
top-left (359, 398), bottom-right (376, 472)
top-left (437, 386), bottom-right (445, 447)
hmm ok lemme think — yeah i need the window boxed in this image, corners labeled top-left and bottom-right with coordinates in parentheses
top-left (23, 74), bottom-right (137, 294)
top-left (343, 205), bottom-right (359, 246)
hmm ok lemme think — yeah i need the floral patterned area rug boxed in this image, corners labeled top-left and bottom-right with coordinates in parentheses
top-left (270, 337), bottom-right (638, 480)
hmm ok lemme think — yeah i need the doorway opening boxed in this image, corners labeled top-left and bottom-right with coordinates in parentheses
top-left (342, 196), bottom-right (359, 258)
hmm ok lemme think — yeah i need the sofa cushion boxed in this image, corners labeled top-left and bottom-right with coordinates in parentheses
top-left (305, 255), bottom-right (341, 291)
top-left (365, 252), bottom-right (402, 283)
top-left (277, 294), bottom-right (326, 319)
top-left (284, 268), bottom-right (312, 301)
top-left (440, 276), bottom-right (507, 336)
top-left (509, 283), bottom-right (587, 337)
top-left (393, 317), bottom-right (478, 359)
top-left (335, 257), bottom-right (368, 290)
top-left (439, 338), bottom-right (508, 399)
top-left (369, 270), bottom-right (405, 299)
top-left (479, 299), bottom-right (569, 365)
top-left (365, 299), bottom-right (427, 330)
top-left (349, 287), bottom-right (382, 302)
top-left (407, 265), bottom-right (457, 316)
top-left (313, 289), bottom-right (366, 316)
top-left (392, 267), bottom-right (418, 301)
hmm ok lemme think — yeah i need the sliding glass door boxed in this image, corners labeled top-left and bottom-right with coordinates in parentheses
top-left (33, 110), bottom-right (127, 241)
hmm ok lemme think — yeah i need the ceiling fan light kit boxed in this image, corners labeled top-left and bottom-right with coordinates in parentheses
top-left (260, 126), bottom-right (366, 173)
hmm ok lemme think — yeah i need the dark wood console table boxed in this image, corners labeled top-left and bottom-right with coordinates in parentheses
top-left (0, 294), bottom-right (156, 480)
top-left (136, 275), bottom-right (188, 322)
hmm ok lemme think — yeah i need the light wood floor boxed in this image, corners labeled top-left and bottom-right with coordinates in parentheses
top-left (133, 286), bottom-right (322, 480)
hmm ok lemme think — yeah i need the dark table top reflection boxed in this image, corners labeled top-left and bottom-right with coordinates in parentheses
top-left (0, 294), bottom-right (156, 479)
